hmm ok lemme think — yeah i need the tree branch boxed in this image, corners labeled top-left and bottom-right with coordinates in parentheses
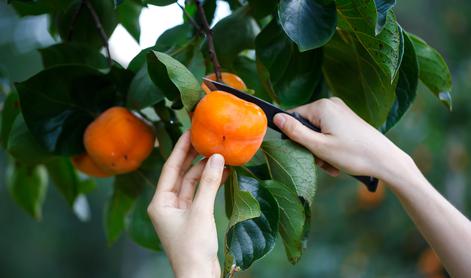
top-left (67, 1), bottom-right (85, 41)
top-left (194, 0), bottom-right (222, 82)
top-left (176, 2), bottom-right (202, 34)
top-left (84, 0), bottom-right (112, 66)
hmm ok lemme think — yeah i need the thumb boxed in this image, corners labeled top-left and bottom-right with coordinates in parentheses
top-left (193, 154), bottom-right (225, 213)
top-left (274, 113), bottom-right (327, 155)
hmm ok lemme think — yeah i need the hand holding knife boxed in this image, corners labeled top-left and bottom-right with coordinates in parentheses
top-left (203, 78), bottom-right (379, 192)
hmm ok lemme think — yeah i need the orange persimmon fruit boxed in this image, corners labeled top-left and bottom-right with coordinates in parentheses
top-left (72, 153), bottom-right (112, 178)
top-left (201, 72), bottom-right (247, 94)
top-left (191, 90), bottom-right (267, 166)
top-left (84, 107), bottom-right (155, 174)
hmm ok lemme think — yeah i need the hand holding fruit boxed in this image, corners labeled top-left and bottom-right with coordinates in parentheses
top-left (147, 132), bottom-right (228, 278)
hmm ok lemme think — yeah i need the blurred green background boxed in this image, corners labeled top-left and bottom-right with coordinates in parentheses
top-left (1, 0), bottom-right (470, 277)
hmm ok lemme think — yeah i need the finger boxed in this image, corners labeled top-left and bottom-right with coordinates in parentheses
top-left (193, 154), bottom-right (225, 213)
top-left (179, 159), bottom-right (207, 202)
top-left (273, 113), bottom-right (329, 157)
top-left (321, 163), bottom-right (340, 177)
top-left (155, 131), bottom-right (192, 194)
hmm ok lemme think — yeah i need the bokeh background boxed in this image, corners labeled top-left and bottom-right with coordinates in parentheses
top-left (1, 0), bottom-right (470, 277)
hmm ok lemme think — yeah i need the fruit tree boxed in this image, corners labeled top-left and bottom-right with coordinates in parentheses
top-left (0, 0), bottom-right (452, 276)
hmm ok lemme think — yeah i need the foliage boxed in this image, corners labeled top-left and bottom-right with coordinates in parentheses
top-left (0, 0), bottom-right (453, 275)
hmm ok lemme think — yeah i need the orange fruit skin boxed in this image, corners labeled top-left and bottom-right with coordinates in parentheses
top-left (72, 153), bottom-right (112, 178)
top-left (84, 107), bottom-right (155, 174)
top-left (357, 181), bottom-right (385, 209)
top-left (191, 90), bottom-right (267, 166)
top-left (202, 72), bottom-right (247, 94)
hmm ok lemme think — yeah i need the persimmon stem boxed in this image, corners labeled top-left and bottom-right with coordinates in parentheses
top-left (194, 0), bottom-right (222, 82)
top-left (177, 2), bottom-right (202, 34)
top-left (83, 0), bottom-right (112, 66)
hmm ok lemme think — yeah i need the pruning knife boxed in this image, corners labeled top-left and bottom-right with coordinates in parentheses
top-left (202, 78), bottom-right (379, 192)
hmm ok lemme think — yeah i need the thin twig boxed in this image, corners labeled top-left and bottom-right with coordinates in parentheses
top-left (67, 1), bottom-right (85, 41)
top-left (84, 0), bottom-right (112, 66)
top-left (176, 2), bottom-right (202, 34)
top-left (194, 0), bottom-right (222, 81)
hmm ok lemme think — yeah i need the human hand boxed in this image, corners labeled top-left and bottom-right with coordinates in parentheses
top-left (147, 131), bottom-right (227, 278)
top-left (273, 98), bottom-right (412, 183)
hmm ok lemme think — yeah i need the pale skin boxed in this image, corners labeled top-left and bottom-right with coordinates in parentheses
top-left (148, 97), bottom-right (471, 278)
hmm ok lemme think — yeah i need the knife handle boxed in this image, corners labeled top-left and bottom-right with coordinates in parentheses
top-left (287, 112), bottom-right (378, 193)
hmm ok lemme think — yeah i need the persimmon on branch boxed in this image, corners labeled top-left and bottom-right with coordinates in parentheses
top-left (67, 0), bottom-right (112, 66)
top-left (194, 0), bottom-right (222, 82)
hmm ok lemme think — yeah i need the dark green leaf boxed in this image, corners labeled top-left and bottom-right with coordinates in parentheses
top-left (154, 121), bottom-right (173, 159)
top-left (255, 19), bottom-right (323, 107)
top-left (45, 157), bottom-right (80, 205)
top-left (7, 162), bottom-right (48, 221)
top-left (224, 174), bottom-right (279, 272)
top-left (126, 186), bottom-right (161, 251)
top-left (39, 43), bottom-right (108, 69)
top-left (278, 0), bottom-right (337, 51)
top-left (147, 51), bottom-right (202, 112)
top-left (226, 171), bottom-right (261, 228)
top-left (104, 181), bottom-right (138, 244)
top-left (248, 0), bottom-right (277, 19)
top-left (233, 55), bottom-right (271, 102)
top-left (126, 63), bottom-right (165, 110)
top-left (58, 0), bottom-right (118, 49)
top-left (145, 0), bottom-right (176, 6)
top-left (262, 139), bottom-right (317, 206)
top-left (263, 180), bottom-right (305, 264)
top-left (211, 6), bottom-right (260, 67)
top-left (337, 3), bottom-right (402, 80)
top-left (408, 33), bottom-right (453, 109)
top-left (374, 0), bottom-right (396, 34)
top-left (322, 32), bottom-right (397, 127)
top-left (15, 65), bottom-right (127, 155)
top-left (1, 92), bottom-right (20, 148)
top-left (117, 0), bottom-right (142, 42)
top-left (7, 115), bottom-right (54, 164)
top-left (381, 30), bottom-right (418, 132)
top-left (10, 0), bottom-right (69, 16)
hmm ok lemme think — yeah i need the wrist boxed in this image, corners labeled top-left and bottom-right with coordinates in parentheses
top-left (173, 257), bottom-right (220, 278)
top-left (377, 149), bottom-right (418, 189)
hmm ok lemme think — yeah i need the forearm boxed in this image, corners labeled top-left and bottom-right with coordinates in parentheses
top-left (381, 153), bottom-right (471, 277)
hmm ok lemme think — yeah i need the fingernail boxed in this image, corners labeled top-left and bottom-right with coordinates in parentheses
top-left (209, 154), bottom-right (224, 169)
top-left (274, 114), bottom-right (286, 128)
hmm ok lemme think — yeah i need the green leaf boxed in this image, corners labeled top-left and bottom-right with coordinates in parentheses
top-left (45, 157), bottom-right (80, 205)
top-left (278, 0), bottom-right (337, 51)
top-left (7, 115), bottom-right (54, 165)
top-left (226, 171), bottom-right (261, 228)
top-left (408, 33), bottom-right (453, 109)
top-left (255, 19), bottom-right (323, 107)
top-left (15, 65), bottom-right (128, 155)
top-left (211, 6), bottom-right (260, 67)
top-left (224, 174), bottom-right (279, 272)
top-left (337, 3), bottom-right (402, 80)
top-left (374, 0), bottom-right (396, 34)
top-left (104, 181), bottom-right (138, 245)
top-left (263, 180), bottom-right (306, 264)
top-left (58, 0), bottom-right (118, 49)
top-left (117, 0), bottom-right (142, 43)
top-left (147, 51), bottom-right (202, 112)
top-left (233, 55), bottom-right (271, 102)
top-left (126, 63), bottom-right (165, 110)
top-left (145, 0), bottom-right (176, 6)
top-left (262, 139), bottom-right (317, 206)
top-left (126, 186), bottom-right (161, 251)
top-left (322, 32), bottom-right (397, 127)
top-left (154, 121), bottom-right (173, 159)
top-left (1, 92), bottom-right (20, 148)
top-left (7, 162), bottom-right (48, 221)
top-left (248, 0), bottom-right (277, 19)
top-left (381, 30), bottom-right (418, 132)
top-left (10, 0), bottom-right (70, 16)
top-left (39, 43), bottom-right (108, 69)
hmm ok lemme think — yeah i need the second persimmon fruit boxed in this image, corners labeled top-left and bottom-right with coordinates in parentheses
top-left (191, 90), bottom-right (267, 166)
top-left (84, 107), bottom-right (155, 174)
top-left (202, 72), bottom-right (247, 94)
